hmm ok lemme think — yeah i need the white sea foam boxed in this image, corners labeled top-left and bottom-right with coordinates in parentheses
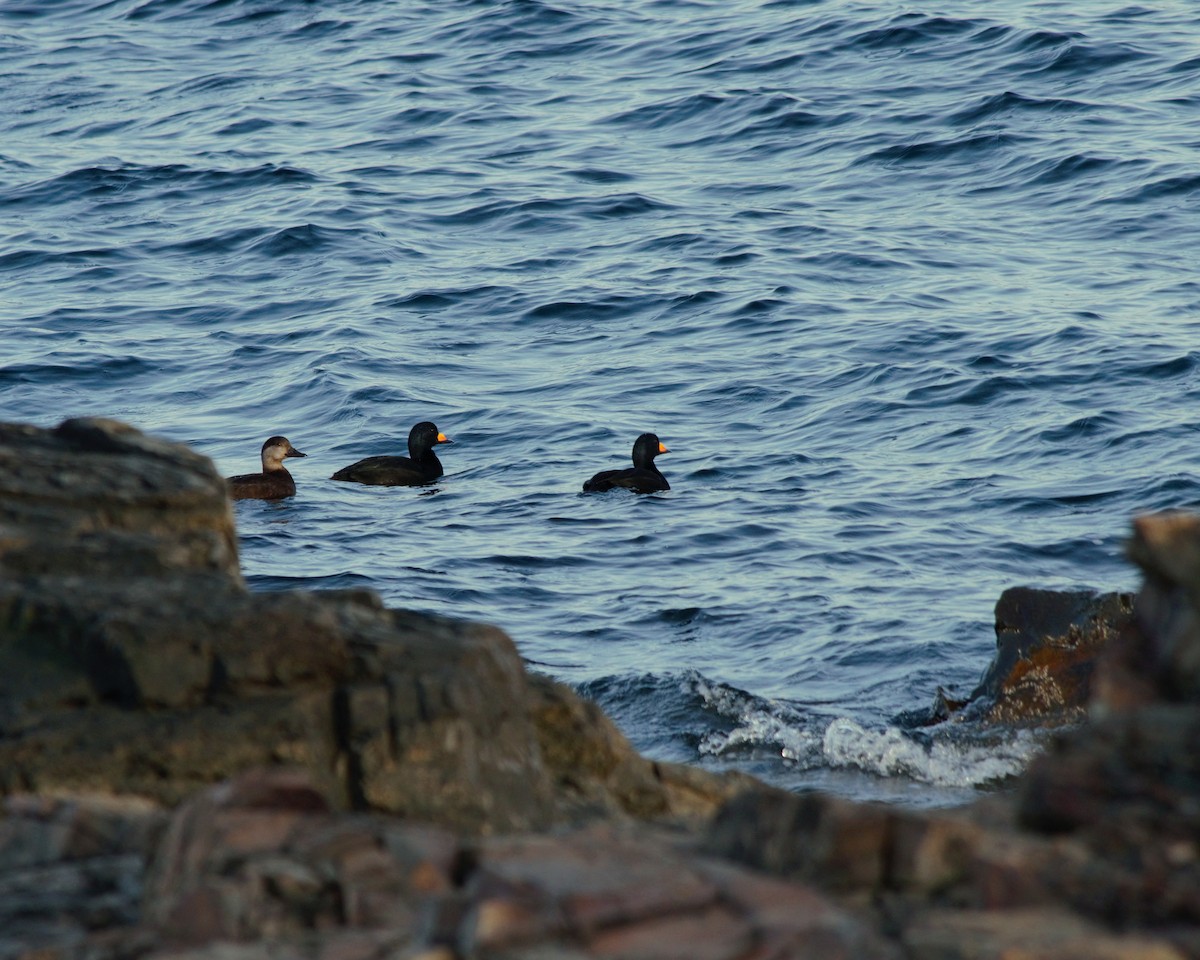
top-left (698, 709), bottom-right (823, 764)
top-left (693, 668), bottom-right (1046, 788)
top-left (821, 717), bottom-right (1043, 788)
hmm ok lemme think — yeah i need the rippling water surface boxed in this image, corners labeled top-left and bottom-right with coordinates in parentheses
top-left (3, 0), bottom-right (1199, 806)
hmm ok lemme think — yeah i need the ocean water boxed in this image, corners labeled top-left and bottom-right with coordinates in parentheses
top-left (3, 0), bottom-right (1198, 808)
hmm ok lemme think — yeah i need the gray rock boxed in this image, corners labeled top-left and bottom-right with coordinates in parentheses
top-left (0, 418), bottom-right (239, 582)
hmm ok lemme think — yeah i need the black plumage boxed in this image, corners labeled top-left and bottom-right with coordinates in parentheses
top-left (331, 421), bottom-right (452, 486)
top-left (583, 433), bottom-right (670, 494)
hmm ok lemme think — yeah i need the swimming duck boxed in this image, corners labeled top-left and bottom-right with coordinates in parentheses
top-left (583, 433), bottom-right (670, 493)
top-left (227, 436), bottom-right (307, 500)
top-left (330, 421), bottom-right (452, 486)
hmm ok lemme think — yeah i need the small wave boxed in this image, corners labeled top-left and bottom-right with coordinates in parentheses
top-left (1024, 38), bottom-right (1148, 77)
top-left (689, 670), bottom-right (1043, 789)
top-left (284, 18), bottom-right (352, 41)
top-left (426, 193), bottom-right (671, 231)
top-left (216, 118), bottom-right (275, 136)
top-left (821, 718), bottom-right (1042, 788)
top-left (430, 0), bottom-right (595, 46)
top-left (1036, 413), bottom-right (1122, 445)
top-left (125, 0), bottom-right (300, 26)
top-left (1005, 27), bottom-right (1084, 54)
top-left (250, 223), bottom-right (362, 257)
top-left (859, 132), bottom-right (1025, 167)
top-left (1023, 153), bottom-right (1127, 188)
top-left (0, 245), bottom-right (134, 271)
top-left (903, 374), bottom-right (1032, 408)
top-left (1125, 353), bottom-right (1200, 380)
top-left (0, 162), bottom-right (316, 210)
top-left (382, 106), bottom-right (457, 128)
top-left (1171, 55), bottom-right (1200, 77)
top-left (244, 572), bottom-right (379, 593)
top-left (700, 712), bottom-right (822, 765)
top-left (521, 296), bottom-right (647, 324)
top-left (0, 354), bottom-right (161, 388)
top-left (145, 226), bottom-right (262, 257)
top-left (849, 13), bottom-right (983, 52)
top-left (567, 168), bottom-right (637, 185)
top-left (1108, 172), bottom-right (1200, 204)
top-left (947, 91), bottom-right (1087, 126)
top-left (384, 285), bottom-right (521, 313)
top-left (689, 673), bottom-right (818, 759)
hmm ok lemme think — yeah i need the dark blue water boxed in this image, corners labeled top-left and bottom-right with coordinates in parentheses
top-left (3, 0), bottom-right (1198, 807)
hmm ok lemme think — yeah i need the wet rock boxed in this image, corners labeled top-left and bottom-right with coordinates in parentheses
top-left (905, 586), bottom-right (1134, 727)
top-left (972, 587), bottom-right (1134, 725)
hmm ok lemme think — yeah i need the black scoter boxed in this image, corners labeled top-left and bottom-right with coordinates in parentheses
top-left (330, 421), bottom-right (452, 486)
top-left (227, 436), bottom-right (307, 500)
top-left (583, 433), bottom-right (670, 493)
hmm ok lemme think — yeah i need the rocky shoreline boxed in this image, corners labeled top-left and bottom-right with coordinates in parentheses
top-left (1, 418), bottom-right (1197, 959)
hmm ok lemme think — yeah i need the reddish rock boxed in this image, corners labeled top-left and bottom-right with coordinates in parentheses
top-left (901, 587), bottom-right (1134, 729)
top-left (585, 905), bottom-right (751, 960)
top-left (972, 587), bottom-right (1133, 726)
top-left (143, 769), bottom-right (460, 949)
top-left (460, 822), bottom-right (891, 959)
